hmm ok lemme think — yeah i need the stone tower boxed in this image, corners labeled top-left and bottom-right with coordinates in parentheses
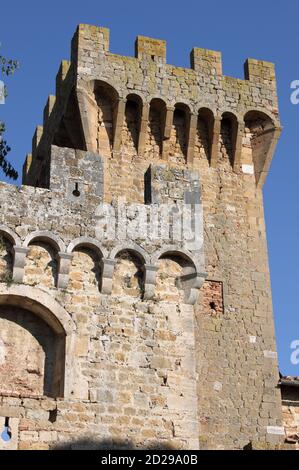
top-left (0, 24), bottom-right (283, 450)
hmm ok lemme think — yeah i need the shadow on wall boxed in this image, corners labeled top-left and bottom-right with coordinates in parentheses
top-left (52, 438), bottom-right (176, 450)
top-left (50, 439), bottom-right (269, 451)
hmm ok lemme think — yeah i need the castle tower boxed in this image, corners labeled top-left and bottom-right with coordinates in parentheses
top-left (0, 24), bottom-right (283, 450)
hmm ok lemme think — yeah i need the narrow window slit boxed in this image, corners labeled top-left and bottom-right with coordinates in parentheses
top-left (72, 182), bottom-right (80, 197)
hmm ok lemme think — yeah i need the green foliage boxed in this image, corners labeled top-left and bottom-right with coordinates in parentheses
top-left (0, 54), bottom-right (19, 76)
top-left (0, 44), bottom-right (19, 180)
top-left (0, 121), bottom-right (18, 179)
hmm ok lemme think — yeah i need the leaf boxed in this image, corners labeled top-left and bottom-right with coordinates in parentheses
top-left (0, 44), bottom-right (19, 179)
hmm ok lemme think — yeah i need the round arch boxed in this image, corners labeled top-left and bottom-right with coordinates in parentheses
top-left (198, 106), bottom-right (215, 121)
top-left (174, 102), bottom-right (191, 114)
top-left (149, 97), bottom-right (167, 109)
top-left (93, 79), bottom-right (120, 102)
top-left (66, 236), bottom-right (108, 258)
top-left (151, 245), bottom-right (199, 272)
top-left (244, 108), bottom-right (276, 126)
top-left (0, 225), bottom-right (21, 246)
top-left (24, 231), bottom-right (65, 252)
top-left (110, 243), bottom-right (150, 265)
top-left (126, 92), bottom-right (144, 107)
top-left (0, 284), bottom-right (75, 336)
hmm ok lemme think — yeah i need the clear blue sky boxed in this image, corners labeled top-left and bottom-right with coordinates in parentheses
top-left (1, 0), bottom-right (298, 374)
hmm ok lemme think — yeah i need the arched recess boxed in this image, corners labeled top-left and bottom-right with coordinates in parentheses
top-left (67, 238), bottom-right (105, 293)
top-left (0, 227), bottom-right (19, 283)
top-left (94, 80), bottom-right (119, 157)
top-left (121, 94), bottom-right (143, 156)
top-left (23, 232), bottom-right (64, 289)
top-left (0, 226), bottom-right (21, 247)
top-left (153, 248), bottom-right (199, 303)
top-left (194, 108), bottom-right (214, 163)
top-left (220, 112), bottom-right (238, 167)
top-left (0, 285), bottom-right (76, 398)
top-left (111, 248), bottom-right (146, 298)
top-left (145, 98), bottom-right (167, 159)
top-left (169, 103), bottom-right (190, 165)
top-left (243, 110), bottom-right (276, 185)
top-left (53, 88), bottom-right (86, 151)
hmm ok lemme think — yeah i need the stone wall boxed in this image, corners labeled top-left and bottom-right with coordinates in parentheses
top-left (0, 24), bottom-right (284, 450)
top-left (0, 172), bottom-right (202, 449)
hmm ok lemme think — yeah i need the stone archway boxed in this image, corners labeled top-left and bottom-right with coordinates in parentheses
top-left (0, 285), bottom-right (76, 398)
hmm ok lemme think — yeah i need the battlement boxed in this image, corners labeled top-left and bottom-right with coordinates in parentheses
top-left (73, 24), bottom-right (277, 83)
top-left (135, 35), bottom-right (166, 61)
top-left (23, 24), bottom-right (281, 193)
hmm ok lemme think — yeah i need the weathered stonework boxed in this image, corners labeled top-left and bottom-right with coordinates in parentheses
top-left (0, 24), bottom-right (286, 450)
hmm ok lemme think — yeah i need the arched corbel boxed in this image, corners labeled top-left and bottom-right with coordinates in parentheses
top-left (177, 268), bottom-right (207, 305)
top-left (57, 252), bottom-right (73, 289)
top-left (100, 258), bottom-right (116, 294)
top-left (143, 264), bottom-right (158, 300)
top-left (12, 246), bottom-right (29, 283)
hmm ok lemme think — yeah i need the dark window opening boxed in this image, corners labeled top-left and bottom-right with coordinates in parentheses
top-left (72, 182), bottom-right (81, 197)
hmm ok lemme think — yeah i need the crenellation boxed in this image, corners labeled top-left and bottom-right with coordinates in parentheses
top-left (32, 125), bottom-right (43, 157)
top-left (22, 153), bottom-right (32, 182)
top-left (23, 23), bottom-right (281, 191)
top-left (190, 47), bottom-right (222, 75)
top-left (43, 95), bottom-right (56, 126)
top-left (55, 60), bottom-right (71, 99)
top-left (244, 58), bottom-right (277, 85)
top-left (135, 36), bottom-right (166, 62)
top-left (71, 24), bottom-right (110, 63)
